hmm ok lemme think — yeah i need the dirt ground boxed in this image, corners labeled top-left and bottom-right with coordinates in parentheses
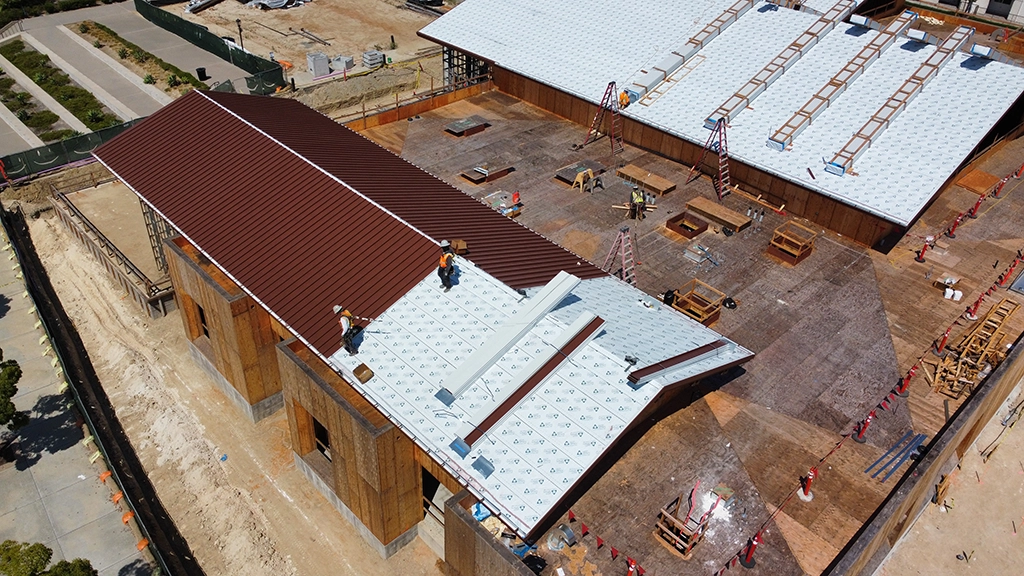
top-left (876, 381), bottom-right (1024, 576)
top-left (177, 0), bottom-right (439, 76)
top-left (27, 214), bottom-right (442, 576)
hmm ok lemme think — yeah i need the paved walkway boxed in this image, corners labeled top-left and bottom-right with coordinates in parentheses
top-left (21, 3), bottom-right (249, 85)
top-left (0, 222), bottom-right (150, 576)
top-left (0, 110), bottom-right (34, 157)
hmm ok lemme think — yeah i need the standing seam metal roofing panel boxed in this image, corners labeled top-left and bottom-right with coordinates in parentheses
top-left (200, 91), bottom-right (606, 289)
top-left (94, 91), bottom-right (438, 357)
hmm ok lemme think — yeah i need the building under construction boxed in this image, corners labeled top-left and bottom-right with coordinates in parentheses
top-left (91, 90), bottom-right (754, 570)
top-left (41, 1), bottom-right (1024, 575)
top-left (420, 0), bottom-right (1024, 248)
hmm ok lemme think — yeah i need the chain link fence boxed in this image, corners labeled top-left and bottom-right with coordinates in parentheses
top-left (134, 0), bottom-right (285, 95)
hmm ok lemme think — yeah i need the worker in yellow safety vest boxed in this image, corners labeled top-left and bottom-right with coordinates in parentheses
top-left (438, 240), bottom-right (455, 292)
top-left (619, 91), bottom-right (630, 109)
top-left (629, 187), bottom-right (646, 220)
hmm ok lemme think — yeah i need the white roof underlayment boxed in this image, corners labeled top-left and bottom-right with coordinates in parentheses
top-left (421, 0), bottom-right (1024, 226)
top-left (327, 260), bottom-right (751, 537)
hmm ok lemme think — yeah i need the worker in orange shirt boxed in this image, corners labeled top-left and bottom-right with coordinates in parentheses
top-left (438, 240), bottom-right (455, 292)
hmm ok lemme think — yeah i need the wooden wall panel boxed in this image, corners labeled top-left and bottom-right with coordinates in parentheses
top-left (493, 67), bottom-right (898, 247)
top-left (165, 238), bottom-right (282, 406)
top-left (278, 342), bottom-right (421, 546)
top-left (444, 491), bottom-right (534, 576)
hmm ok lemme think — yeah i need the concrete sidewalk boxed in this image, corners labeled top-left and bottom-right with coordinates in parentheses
top-left (21, 28), bottom-right (162, 119)
top-left (20, 3), bottom-right (248, 86)
top-left (0, 222), bottom-right (152, 576)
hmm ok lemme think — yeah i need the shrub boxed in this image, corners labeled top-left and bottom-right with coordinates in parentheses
top-left (142, 74), bottom-right (154, 85)
top-left (39, 129), bottom-right (78, 142)
top-left (13, 92), bottom-right (30, 104)
top-left (85, 109), bottom-right (103, 123)
top-left (0, 77), bottom-right (13, 92)
top-left (15, 108), bottom-right (29, 121)
top-left (117, 47), bottom-right (128, 59)
top-left (23, 110), bottom-right (58, 129)
top-left (131, 49), bottom-right (147, 63)
top-left (92, 40), bottom-right (101, 49)
top-left (32, 72), bottom-right (47, 84)
top-left (78, 23), bottom-right (89, 33)
top-left (167, 74), bottom-right (181, 87)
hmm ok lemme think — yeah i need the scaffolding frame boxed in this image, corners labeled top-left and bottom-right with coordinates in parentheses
top-left (443, 46), bottom-right (490, 88)
top-left (140, 199), bottom-right (175, 273)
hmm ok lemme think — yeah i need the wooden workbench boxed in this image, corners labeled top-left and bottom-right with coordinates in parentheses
top-left (685, 196), bottom-right (751, 232)
top-left (616, 164), bottom-right (676, 195)
top-left (555, 159), bottom-right (606, 185)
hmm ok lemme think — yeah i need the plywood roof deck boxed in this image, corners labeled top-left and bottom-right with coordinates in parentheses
top-left (360, 90), bottom-right (1024, 574)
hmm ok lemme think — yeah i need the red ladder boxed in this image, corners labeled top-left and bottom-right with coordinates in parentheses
top-left (686, 118), bottom-right (731, 201)
top-left (602, 226), bottom-right (637, 286)
top-left (579, 81), bottom-right (624, 156)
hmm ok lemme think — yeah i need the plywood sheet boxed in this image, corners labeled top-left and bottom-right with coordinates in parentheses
top-left (956, 169), bottom-right (1000, 195)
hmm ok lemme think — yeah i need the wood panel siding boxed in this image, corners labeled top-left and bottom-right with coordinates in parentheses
top-left (491, 66), bottom-right (904, 249)
top-left (278, 340), bottom-right (422, 546)
top-left (444, 491), bottom-right (535, 576)
top-left (165, 237), bottom-right (282, 406)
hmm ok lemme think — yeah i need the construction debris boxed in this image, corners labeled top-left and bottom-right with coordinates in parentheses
top-left (923, 299), bottom-right (1020, 399)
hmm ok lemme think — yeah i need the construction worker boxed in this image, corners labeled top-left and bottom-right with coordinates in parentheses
top-left (333, 306), bottom-right (360, 355)
top-left (438, 240), bottom-right (455, 292)
top-left (629, 187), bottom-right (646, 220)
top-left (619, 90), bottom-right (630, 109)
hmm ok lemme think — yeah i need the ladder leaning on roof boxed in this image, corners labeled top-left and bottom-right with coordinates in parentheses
top-left (686, 118), bottom-right (731, 201)
top-left (575, 81), bottom-right (624, 157)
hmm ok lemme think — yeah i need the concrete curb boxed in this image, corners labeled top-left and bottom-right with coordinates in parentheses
top-left (0, 36), bottom-right (88, 133)
top-left (55, 25), bottom-right (173, 107)
top-left (20, 31), bottom-right (137, 121)
top-left (0, 96), bottom-right (45, 148)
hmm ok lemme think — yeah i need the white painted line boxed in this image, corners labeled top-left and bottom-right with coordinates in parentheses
top-left (20, 31), bottom-right (137, 121)
top-left (0, 36), bottom-right (88, 133)
top-left (0, 98), bottom-right (45, 148)
top-left (56, 25), bottom-right (172, 107)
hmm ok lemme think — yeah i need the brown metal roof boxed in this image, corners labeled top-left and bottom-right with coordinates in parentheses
top-left (94, 90), bottom-right (437, 356)
top-left (94, 90), bottom-right (604, 358)
top-left (200, 91), bottom-right (605, 288)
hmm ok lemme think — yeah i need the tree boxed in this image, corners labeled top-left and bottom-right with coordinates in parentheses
top-left (0, 541), bottom-right (51, 576)
top-left (0, 348), bottom-right (23, 428)
top-left (0, 541), bottom-right (97, 576)
top-left (40, 559), bottom-right (97, 576)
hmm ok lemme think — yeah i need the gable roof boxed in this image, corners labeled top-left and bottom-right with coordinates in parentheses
top-left (94, 90), bottom-right (603, 357)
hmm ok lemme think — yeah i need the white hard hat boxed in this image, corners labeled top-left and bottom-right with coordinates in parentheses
top-left (440, 240), bottom-right (451, 248)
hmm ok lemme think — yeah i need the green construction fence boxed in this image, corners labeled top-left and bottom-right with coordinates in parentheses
top-left (0, 119), bottom-right (143, 180)
top-left (134, 0), bottom-right (285, 95)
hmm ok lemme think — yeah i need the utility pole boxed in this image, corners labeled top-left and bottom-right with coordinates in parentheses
top-left (236, 19), bottom-right (244, 51)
